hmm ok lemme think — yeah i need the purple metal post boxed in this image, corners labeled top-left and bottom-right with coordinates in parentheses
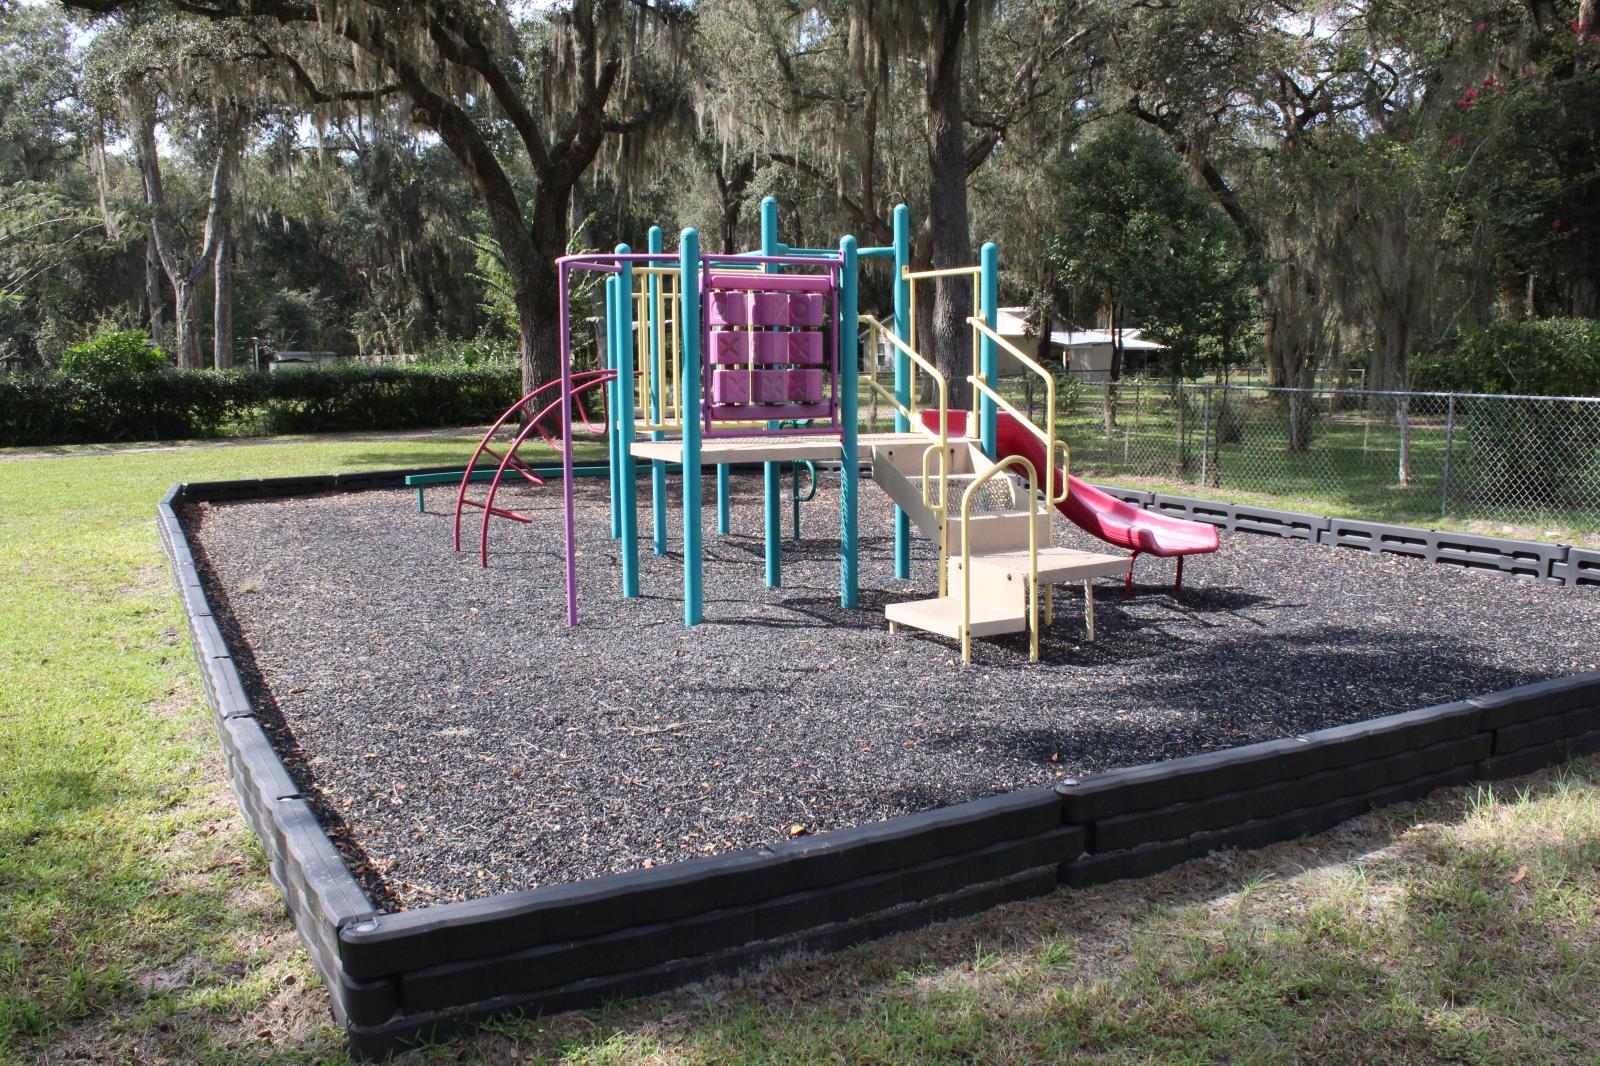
top-left (559, 261), bottom-right (578, 627)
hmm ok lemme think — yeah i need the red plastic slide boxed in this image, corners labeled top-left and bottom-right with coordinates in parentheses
top-left (923, 410), bottom-right (1220, 589)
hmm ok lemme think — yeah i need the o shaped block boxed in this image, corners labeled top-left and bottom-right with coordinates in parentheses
top-left (707, 291), bottom-right (825, 328)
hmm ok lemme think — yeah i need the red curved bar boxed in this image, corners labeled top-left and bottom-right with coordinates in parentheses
top-left (453, 369), bottom-right (615, 557)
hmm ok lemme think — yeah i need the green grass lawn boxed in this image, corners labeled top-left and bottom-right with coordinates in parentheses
top-left (865, 380), bottom-right (1600, 544)
top-left (3, 430), bottom-right (1599, 1064)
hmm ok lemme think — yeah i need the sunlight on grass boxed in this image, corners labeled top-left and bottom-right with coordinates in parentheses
top-left (2, 429), bottom-right (1597, 1063)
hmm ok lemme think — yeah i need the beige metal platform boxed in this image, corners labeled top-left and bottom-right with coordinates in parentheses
top-left (885, 597), bottom-right (1027, 640)
top-left (629, 432), bottom-right (930, 466)
top-left (970, 547), bottom-right (1127, 583)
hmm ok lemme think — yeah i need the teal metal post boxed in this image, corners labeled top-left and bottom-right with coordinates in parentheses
top-left (679, 229), bottom-right (704, 626)
top-left (717, 465), bottom-right (731, 534)
top-left (616, 245), bottom-right (639, 597)
top-left (839, 235), bottom-right (860, 608)
top-left (606, 273), bottom-right (622, 539)
top-left (647, 226), bottom-right (668, 556)
top-left (891, 203), bottom-right (912, 579)
top-left (979, 242), bottom-right (999, 458)
top-left (760, 195), bottom-right (781, 588)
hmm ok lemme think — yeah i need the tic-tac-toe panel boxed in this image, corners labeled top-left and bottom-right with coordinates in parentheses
top-left (704, 270), bottom-right (835, 423)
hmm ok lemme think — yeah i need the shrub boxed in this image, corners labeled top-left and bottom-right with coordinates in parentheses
top-left (259, 363), bottom-right (521, 433)
top-left (0, 363), bottom-right (519, 447)
top-left (1412, 319), bottom-right (1600, 396)
top-left (0, 369), bottom-right (265, 446)
top-left (415, 330), bottom-right (520, 367)
top-left (57, 330), bottom-right (170, 377)
top-left (1408, 321), bottom-right (1600, 511)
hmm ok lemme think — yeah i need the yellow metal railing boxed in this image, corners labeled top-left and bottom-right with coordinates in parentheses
top-left (861, 313), bottom-right (952, 595)
top-left (903, 264), bottom-right (984, 427)
top-left (632, 266), bottom-right (682, 433)
top-left (860, 315), bottom-right (950, 505)
top-left (959, 454), bottom-right (1041, 665)
top-left (966, 317), bottom-right (1070, 507)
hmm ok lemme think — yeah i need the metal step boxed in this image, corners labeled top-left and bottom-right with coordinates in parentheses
top-left (906, 472), bottom-right (1026, 516)
top-left (968, 546), bottom-right (1128, 584)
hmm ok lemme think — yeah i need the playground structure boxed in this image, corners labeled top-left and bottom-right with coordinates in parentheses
top-left (455, 199), bottom-right (1220, 662)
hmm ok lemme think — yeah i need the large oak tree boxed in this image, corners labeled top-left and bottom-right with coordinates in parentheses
top-left (68, 0), bottom-right (691, 392)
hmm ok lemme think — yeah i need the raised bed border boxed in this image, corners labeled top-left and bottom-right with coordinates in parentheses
top-left (1099, 486), bottom-right (1594, 586)
top-left (159, 466), bottom-right (1600, 1058)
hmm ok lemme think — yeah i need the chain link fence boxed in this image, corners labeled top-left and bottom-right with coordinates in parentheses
top-left (986, 380), bottom-right (1600, 542)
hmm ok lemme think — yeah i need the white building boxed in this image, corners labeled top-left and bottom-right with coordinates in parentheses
top-left (995, 308), bottom-right (1168, 380)
top-left (868, 307), bottom-right (1169, 381)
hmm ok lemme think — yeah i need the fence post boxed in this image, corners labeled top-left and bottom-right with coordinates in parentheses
top-left (1440, 393), bottom-right (1456, 518)
top-left (1199, 385), bottom-right (1211, 487)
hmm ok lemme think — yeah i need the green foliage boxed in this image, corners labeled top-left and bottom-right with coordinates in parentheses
top-left (1413, 319), bottom-right (1600, 396)
top-left (0, 369), bottom-right (262, 445)
top-left (0, 364), bottom-right (520, 446)
top-left (57, 329), bottom-right (169, 376)
top-left (1046, 118), bottom-right (1259, 378)
top-left (1410, 320), bottom-right (1600, 511)
top-left (258, 363), bottom-right (519, 434)
top-left (414, 331), bottom-right (520, 367)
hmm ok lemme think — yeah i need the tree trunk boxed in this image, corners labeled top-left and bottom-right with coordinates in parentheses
top-left (512, 191), bottom-right (569, 397)
top-left (130, 105), bottom-right (230, 370)
top-left (1102, 302), bottom-right (1122, 434)
top-left (144, 235), bottom-right (164, 351)
top-left (715, 157), bottom-right (755, 254)
top-left (173, 277), bottom-right (204, 370)
top-left (569, 179), bottom-right (588, 236)
top-left (213, 216), bottom-right (233, 369)
top-left (925, 5), bottom-right (976, 408)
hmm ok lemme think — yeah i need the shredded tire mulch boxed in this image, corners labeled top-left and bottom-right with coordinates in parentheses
top-left (183, 474), bottom-right (1600, 911)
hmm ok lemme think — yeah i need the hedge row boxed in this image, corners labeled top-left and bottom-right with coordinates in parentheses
top-left (0, 364), bottom-right (523, 447)
top-left (1412, 318), bottom-right (1600, 396)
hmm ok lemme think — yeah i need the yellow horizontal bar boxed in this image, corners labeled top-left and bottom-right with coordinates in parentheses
top-left (971, 379), bottom-right (1040, 444)
top-left (903, 265), bottom-right (982, 281)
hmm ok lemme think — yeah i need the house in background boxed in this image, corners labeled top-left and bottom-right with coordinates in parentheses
top-left (993, 307), bottom-right (1169, 381)
top-left (867, 307), bottom-right (1170, 381)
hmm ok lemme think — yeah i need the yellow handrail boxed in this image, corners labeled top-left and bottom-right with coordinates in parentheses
top-left (861, 314), bottom-right (954, 596)
top-left (633, 267), bottom-right (682, 433)
top-left (903, 264), bottom-right (983, 387)
top-left (959, 454), bottom-right (1041, 665)
top-left (859, 315), bottom-right (950, 509)
top-left (967, 317), bottom-right (1070, 507)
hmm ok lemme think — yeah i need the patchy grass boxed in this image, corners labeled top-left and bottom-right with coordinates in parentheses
top-left (3, 430), bottom-right (1598, 1064)
top-left (425, 759), bottom-right (1600, 1066)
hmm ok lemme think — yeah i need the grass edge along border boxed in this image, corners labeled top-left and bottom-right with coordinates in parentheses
top-left (158, 467), bottom-right (1600, 1059)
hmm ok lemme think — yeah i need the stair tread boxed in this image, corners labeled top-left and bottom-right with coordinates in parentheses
top-left (885, 596), bottom-right (1026, 639)
top-left (970, 546), bottom-right (1128, 582)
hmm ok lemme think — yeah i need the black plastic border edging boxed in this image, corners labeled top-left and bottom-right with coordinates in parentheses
top-left (1087, 483), bottom-right (1592, 587)
top-left (160, 467), bottom-right (1600, 1058)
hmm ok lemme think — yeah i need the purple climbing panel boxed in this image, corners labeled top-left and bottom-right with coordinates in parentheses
top-left (702, 270), bottom-right (837, 425)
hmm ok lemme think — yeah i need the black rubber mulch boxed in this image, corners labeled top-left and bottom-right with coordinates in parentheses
top-left (183, 473), bottom-right (1600, 911)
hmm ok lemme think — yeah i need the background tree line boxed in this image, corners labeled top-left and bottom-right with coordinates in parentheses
top-left (2, 0), bottom-right (1596, 401)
